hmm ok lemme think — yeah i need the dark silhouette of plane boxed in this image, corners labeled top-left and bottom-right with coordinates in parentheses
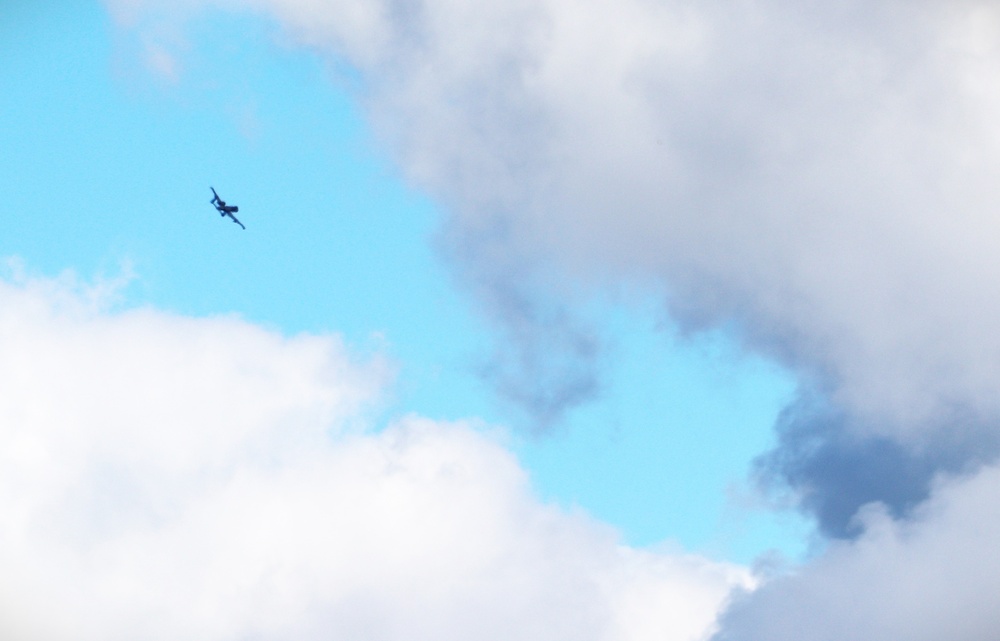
top-left (210, 187), bottom-right (245, 230)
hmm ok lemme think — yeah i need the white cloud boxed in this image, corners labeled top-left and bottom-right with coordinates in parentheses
top-left (0, 270), bottom-right (745, 640)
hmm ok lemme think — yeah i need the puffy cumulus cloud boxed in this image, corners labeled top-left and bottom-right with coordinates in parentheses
top-left (0, 269), bottom-right (746, 641)
top-left (713, 463), bottom-right (1000, 640)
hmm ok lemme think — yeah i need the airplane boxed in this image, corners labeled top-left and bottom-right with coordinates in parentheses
top-left (210, 187), bottom-right (245, 230)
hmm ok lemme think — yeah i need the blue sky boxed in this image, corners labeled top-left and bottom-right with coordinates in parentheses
top-left (2, 0), bottom-right (805, 563)
top-left (9, 1), bottom-right (1000, 639)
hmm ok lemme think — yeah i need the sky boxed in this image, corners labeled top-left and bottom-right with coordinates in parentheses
top-left (6, 1), bottom-right (1000, 640)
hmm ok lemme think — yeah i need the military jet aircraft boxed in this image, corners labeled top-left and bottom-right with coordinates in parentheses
top-left (210, 187), bottom-right (245, 230)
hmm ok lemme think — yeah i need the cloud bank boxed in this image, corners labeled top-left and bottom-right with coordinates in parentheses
top-left (102, 0), bottom-right (1000, 637)
top-left (0, 270), bottom-right (743, 640)
top-left (715, 464), bottom-right (1000, 641)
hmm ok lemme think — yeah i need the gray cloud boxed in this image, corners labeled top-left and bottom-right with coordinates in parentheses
top-left (714, 464), bottom-right (1000, 641)
top-left (443, 223), bottom-right (604, 428)
top-left (754, 392), bottom-right (1000, 538)
top-left (475, 293), bottom-right (602, 431)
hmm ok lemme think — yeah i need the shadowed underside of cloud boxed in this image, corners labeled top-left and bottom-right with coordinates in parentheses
top-left (0, 271), bottom-right (745, 641)
top-left (755, 393), bottom-right (1000, 539)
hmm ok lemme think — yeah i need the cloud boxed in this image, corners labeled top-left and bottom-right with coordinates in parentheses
top-left (713, 463), bottom-right (1000, 640)
top-left (0, 269), bottom-right (745, 641)
top-left (453, 237), bottom-right (604, 429)
top-left (753, 392), bottom-right (1000, 538)
top-left (100, 0), bottom-right (1000, 634)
